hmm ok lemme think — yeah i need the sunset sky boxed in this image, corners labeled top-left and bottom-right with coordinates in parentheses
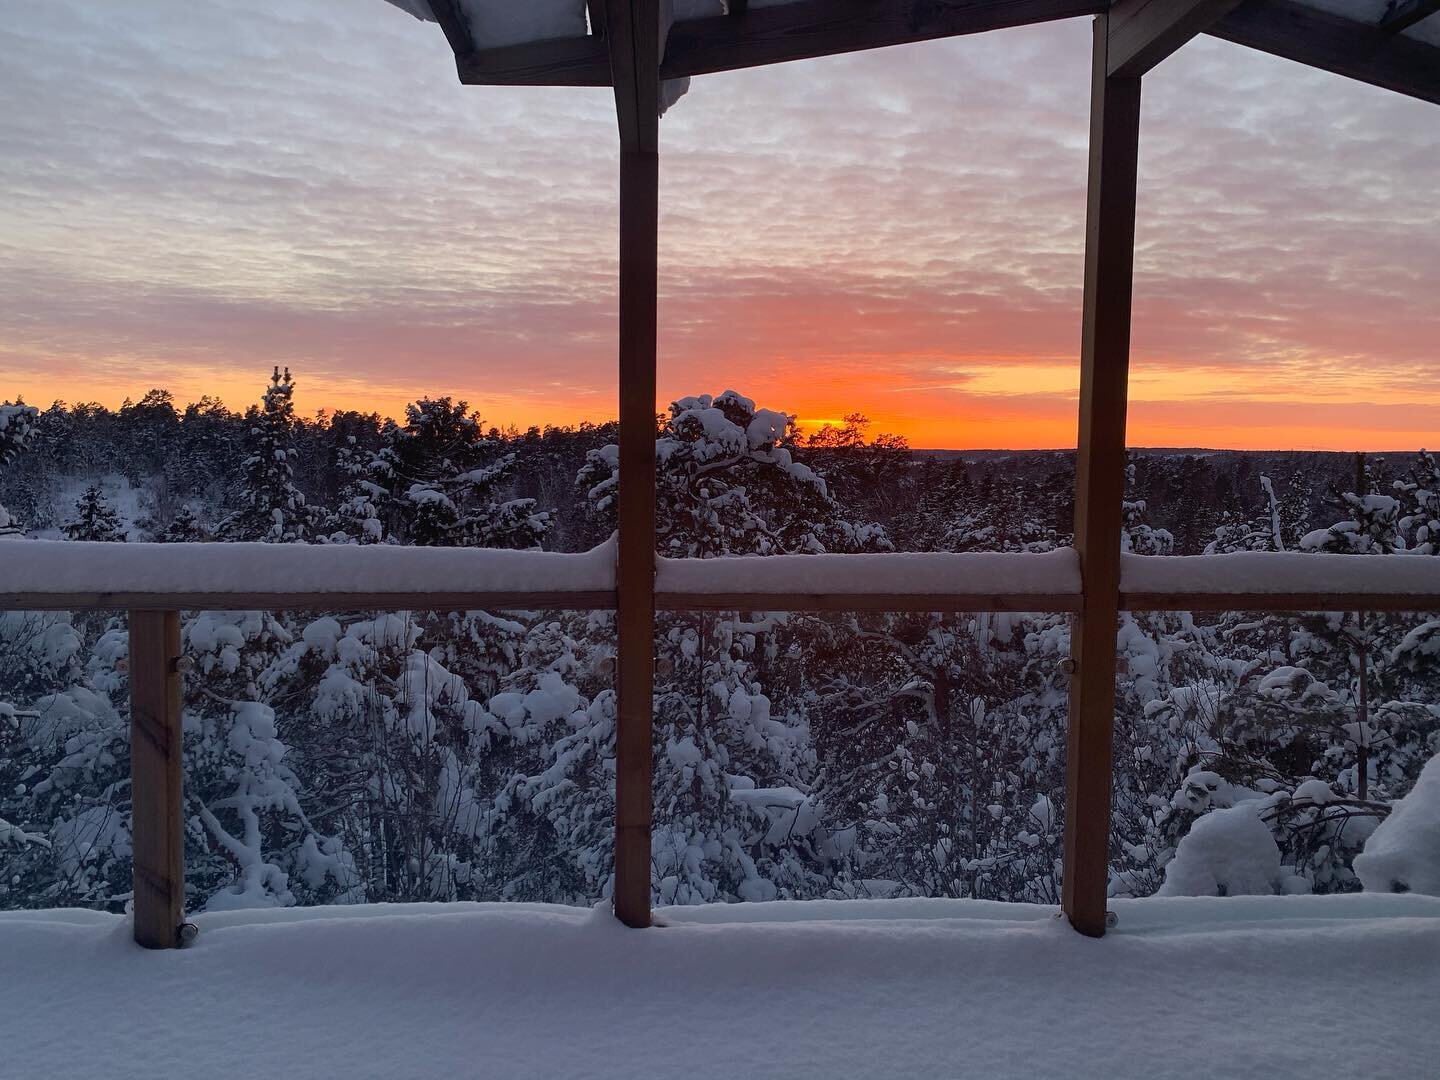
top-left (2, 1), bottom-right (1437, 450)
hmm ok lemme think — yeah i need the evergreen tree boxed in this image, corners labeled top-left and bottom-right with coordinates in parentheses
top-left (62, 486), bottom-right (125, 542)
top-left (0, 402), bottom-right (39, 539)
top-left (222, 368), bottom-right (312, 543)
top-left (363, 398), bottom-right (549, 549)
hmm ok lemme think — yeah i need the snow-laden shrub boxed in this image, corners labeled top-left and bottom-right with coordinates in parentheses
top-left (1356, 753), bottom-right (1440, 895)
top-left (1158, 803), bottom-right (1307, 897)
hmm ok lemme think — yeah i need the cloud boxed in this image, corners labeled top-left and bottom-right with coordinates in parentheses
top-left (1, 3), bottom-right (1436, 448)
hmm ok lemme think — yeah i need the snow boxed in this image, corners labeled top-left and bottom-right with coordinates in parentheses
top-left (0, 537), bottom-right (616, 599)
top-left (657, 547), bottom-right (1081, 597)
top-left (1356, 753), bottom-right (1440, 896)
top-left (383, 0), bottom-right (587, 49)
top-left (1158, 803), bottom-right (1305, 897)
top-left (1121, 551), bottom-right (1440, 597)
top-left (3, 894), bottom-right (1438, 1079)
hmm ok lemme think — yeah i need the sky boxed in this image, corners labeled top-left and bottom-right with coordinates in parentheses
top-left (1, 1), bottom-right (1437, 450)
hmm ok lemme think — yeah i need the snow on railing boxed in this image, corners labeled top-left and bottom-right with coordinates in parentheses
top-left (1121, 552), bottom-right (1440, 611)
top-left (655, 548), bottom-right (1083, 610)
top-left (4, 543), bottom-right (1439, 613)
top-left (0, 538), bottom-right (618, 610)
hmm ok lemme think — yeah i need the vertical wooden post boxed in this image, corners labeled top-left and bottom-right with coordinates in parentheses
top-left (605, 0), bottom-right (660, 929)
top-left (129, 609), bottom-right (185, 949)
top-left (1063, 16), bottom-right (1142, 938)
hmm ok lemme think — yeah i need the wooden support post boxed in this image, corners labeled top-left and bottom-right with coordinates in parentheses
top-left (605, 0), bottom-right (660, 929)
top-left (1063, 16), bottom-right (1142, 939)
top-left (129, 609), bottom-right (185, 949)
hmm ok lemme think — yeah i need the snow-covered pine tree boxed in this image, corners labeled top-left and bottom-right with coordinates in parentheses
top-left (580, 391), bottom-right (890, 904)
top-left (322, 434), bottom-right (385, 543)
top-left (62, 486), bottom-right (126, 542)
top-left (362, 398), bottom-right (548, 549)
top-left (221, 367), bottom-right (313, 543)
top-left (156, 504), bottom-right (210, 543)
top-left (0, 402), bottom-right (39, 539)
top-left (1395, 449), bottom-right (1440, 555)
top-left (180, 609), bottom-right (358, 909)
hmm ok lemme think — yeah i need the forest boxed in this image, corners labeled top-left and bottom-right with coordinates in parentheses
top-left (1, 369), bottom-right (1437, 912)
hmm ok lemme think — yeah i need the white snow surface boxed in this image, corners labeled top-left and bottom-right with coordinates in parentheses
top-left (657, 547), bottom-right (1080, 597)
top-left (1356, 753), bottom-right (1440, 896)
top-left (0, 538), bottom-right (615, 597)
top-left (1121, 552), bottom-right (1440, 597)
top-left (383, 0), bottom-right (586, 49)
top-left (1158, 803), bottom-right (1303, 897)
top-left (3, 895), bottom-right (1438, 1079)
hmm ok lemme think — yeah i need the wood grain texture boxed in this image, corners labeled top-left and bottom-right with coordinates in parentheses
top-left (606, 0), bottom-right (661, 931)
top-left (129, 610), bottom-right (185, 949)
top-left (1107, 0), bottom-right (1246, 76)
top-left (1209, 0), bottom-right (1440, 106)
top-left (1063, 17), bottom-right (1142, 940)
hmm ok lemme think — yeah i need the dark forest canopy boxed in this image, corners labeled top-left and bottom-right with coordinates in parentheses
top-left (2, 377), bottom-right (1426, 556)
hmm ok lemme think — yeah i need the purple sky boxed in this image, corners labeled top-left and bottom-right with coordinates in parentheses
top-left (2, 1), bottom-right (1437, 448)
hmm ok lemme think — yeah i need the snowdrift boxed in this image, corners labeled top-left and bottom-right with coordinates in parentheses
top-left (4, 894), bottom-right (1438, 1079)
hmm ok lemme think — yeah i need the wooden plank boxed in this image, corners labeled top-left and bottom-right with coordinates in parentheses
top-left (1209, 0), bottom-right (1440, 107)
top-left (456, 35), bottom-right (613, 86)
top-left (662, 0), bottom-right (1107, 78)
top-left (1062, 17), bottom-right (1143, 940)
top-left (0, 591), bottom-right (616, 612)
top-left (1107, 0), bottom-right (1247, 77)
top-left (1379, 0), bottom-right (1440, 34)
top-left (129, 610), bottom-right (185, 949)
top-left (656, 592), bottom-right (1083, 612)
top-left (606, 0), bottom-right (661, 930)
top-left (605, 0), bottom-right (661, 153)
top-left (1121, 591), bottom-right (1440, 612)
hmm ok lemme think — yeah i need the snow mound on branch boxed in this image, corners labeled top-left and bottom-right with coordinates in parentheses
top-left (1357, 753), bottom-right (1440, 896)
top-left (1158, 804), bottom-right (1306, 897)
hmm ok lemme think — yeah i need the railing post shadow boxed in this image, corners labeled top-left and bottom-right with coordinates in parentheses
top-left (128, 609), bottom-right (186, 949)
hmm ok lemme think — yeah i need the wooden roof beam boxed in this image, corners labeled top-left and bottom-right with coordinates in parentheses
top-left (1379, 0), bottom-right (1440, 33)
top-left (1107, 0), bottom-right (1248, 76)
top-left (427, 0), bottom-right (474, 56)
top-left (455, 35), bottom-right (612, 86)
top-left (1208, 0), bottom-right (1440, 106)
top-left (455, 0), bottom-right (1108, 86)
top-left (662, 0), bottom-right (1107, 78)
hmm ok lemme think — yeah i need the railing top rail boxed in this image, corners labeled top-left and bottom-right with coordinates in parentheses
top-left (1, 543), bottom-right (1437, 612)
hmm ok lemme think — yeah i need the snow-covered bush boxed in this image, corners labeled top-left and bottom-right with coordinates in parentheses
top-left (1356, 753), bottom-right (1440, 895)
top-left (1158, 803), bottom-right (1307, 897)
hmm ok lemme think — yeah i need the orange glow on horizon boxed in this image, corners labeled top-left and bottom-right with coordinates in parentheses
top-left (9, 348), bottom-right (1437, 454)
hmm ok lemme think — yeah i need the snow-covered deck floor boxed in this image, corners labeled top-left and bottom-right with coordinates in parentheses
top-left (6, 895), bottom-right (1438, 1079)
